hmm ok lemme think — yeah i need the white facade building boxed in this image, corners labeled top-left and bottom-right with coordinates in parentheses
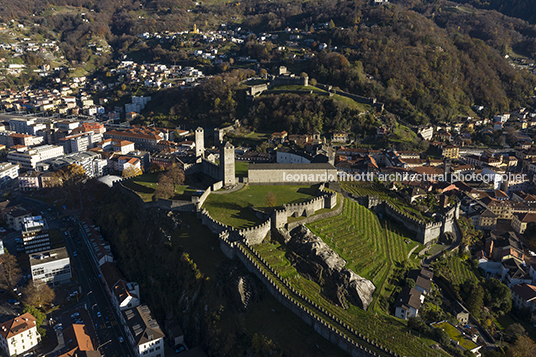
top-left (0, 313), bottom-right (40, 357)
top-left (0, 163), bottom-right (20, 185)
top-left (7, 145), bottom-right (64, 170)
top-left (29, 247), bottom-right (71, 285)
top-left (123, 305), bottom-right (164, 357)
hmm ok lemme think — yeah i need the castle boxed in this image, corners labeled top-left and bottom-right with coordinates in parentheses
top-left (355, 195), bottom-right (460, 245)
top-left (185, 127), bottom-right (337, 186)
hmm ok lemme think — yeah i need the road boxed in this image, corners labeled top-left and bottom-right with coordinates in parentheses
top-left (16, 196), bottom-right (134, 357)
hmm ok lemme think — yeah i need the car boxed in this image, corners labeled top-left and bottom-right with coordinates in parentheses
top-left (96, 311), bottom-right (101, 318)
top-left (105, 321), bottom-right (111, 329)
top-left (118, 336), bottom-right (124, 343)
top-left (73, 251), bottom-right (77, 257)
top-left (8, 299), bottom-right (17, 304)
top-left (175, 345), bottom-right (186, 353)
top-left (13, 301), bottom-right (20, 305)
top-left (71, 312), bottom-right (80, 318)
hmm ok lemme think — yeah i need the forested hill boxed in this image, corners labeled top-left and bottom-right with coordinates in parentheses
top-left (1, 0), bottom-right (536, 126)
top-left (447, 0), bottom-right (536, 24)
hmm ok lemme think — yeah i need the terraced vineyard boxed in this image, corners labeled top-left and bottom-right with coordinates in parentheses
top-left (443, 256), bottom-right (478, 286)
top-left (307, 199), bottom-right (422, 309)
top-left (253, 198), bottom-right (446, 357)
top-left (340, 181), bottom-right (432, 222)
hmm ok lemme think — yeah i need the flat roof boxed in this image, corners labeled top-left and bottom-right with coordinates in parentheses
top-left (248, 163), bottom-right (335, 170)
top-left (29, 246), bottom-right (69, 265)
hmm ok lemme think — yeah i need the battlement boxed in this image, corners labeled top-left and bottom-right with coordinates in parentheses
top-left (353, 195), bottom-right (457, 245)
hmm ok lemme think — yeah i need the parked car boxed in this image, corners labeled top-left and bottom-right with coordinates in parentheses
top-left (96, 311), bottom-right (101, 318)
top-left (118, 336), bottom-right (124, 343)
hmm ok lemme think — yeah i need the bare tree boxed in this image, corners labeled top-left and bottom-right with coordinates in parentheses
top-left (167, 164), bottom-right (185, 186)
top-left (266, 192), bottom-right (277, 207)
top-left (0, 253), bottom-right (22, 289)
top-left (154, 174), bottom-right (175, 200)
top-left (22, 280), bottom-right (55, 308)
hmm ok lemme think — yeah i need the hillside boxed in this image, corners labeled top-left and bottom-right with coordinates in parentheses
top-left (2, 0), bottom-right (536, 126)
top-left (448, 0), bottom-right (536, 24)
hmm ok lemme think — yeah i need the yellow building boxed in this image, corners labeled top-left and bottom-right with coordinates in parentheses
top-left (442, 145), bottom-right (459, 160)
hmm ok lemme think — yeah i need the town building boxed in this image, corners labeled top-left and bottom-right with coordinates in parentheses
top-left (4, 208), bottom-right (31, 230)
top-left (122, 305), bottom-right (165, 357)
top-left (442, 145), bottom-right (459, 160)
top-left (58, 324), bottom-right (101, 357)
top-left (512, 212), bottom-right (536, 235)
top-left (0, 162), bottom-right (19, 185)
top-left (29, 247), bottom-right (71, 286)
top-left (21, 216), bottom-right (50, 254)
top-left (0, 313), bottom-right (40, 357)
top-left (7, 144), bottom-right (64, 170)
top-left (394, 287), bottom-right (424, 320)
top-left (511, 283), bottom-right (536, 311)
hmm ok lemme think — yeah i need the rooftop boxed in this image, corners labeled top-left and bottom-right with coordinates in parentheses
top-left (29, 247), bottom-right (70, 265)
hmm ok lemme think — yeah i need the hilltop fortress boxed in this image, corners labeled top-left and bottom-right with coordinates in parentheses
top-left (184, 127), bottom-right (337, 186)
top-left (355, 195), bottom-right (460, 245)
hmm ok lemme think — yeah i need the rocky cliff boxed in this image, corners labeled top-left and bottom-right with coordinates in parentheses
top-left (285, 225), bottom-right (376, 310)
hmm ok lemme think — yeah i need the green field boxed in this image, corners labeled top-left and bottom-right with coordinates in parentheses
top-left (253, 198), bottom-right (445, 357)
top-left (203, 185), bottom-right (318, 228)
top-left (266, 84), bottom-right (372, 112)
top-left (431, 321), bottom-right (479, 351)
top-left (340, 181), bottom-right (433, 222)
top-left (122, 172), bottom-right (197, 202)
top-left (235, 161), bottom-right (248, 177)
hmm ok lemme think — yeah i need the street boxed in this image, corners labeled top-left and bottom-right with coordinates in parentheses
top-left (15, 196), bottom-right (134, 357)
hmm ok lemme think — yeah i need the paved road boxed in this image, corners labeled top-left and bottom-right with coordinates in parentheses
top-left (16, 196), bottom-right (134, 357)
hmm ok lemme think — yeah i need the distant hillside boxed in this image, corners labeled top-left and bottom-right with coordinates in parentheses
top-left (448, 0), bottom-right (536, 24)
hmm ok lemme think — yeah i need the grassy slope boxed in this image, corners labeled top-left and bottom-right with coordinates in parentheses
top-left (203, 185), bottom-right (318, 228)
top-left (254, 199), bottom-right (443, 357)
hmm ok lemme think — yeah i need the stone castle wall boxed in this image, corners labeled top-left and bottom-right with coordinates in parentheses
top-left (215, 233), bottom-right (400, 357)
top-left (354, 195), bottom-right (458, 245)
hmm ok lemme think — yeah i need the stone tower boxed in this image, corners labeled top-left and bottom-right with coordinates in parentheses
top-left (195, 127), bottom-right (204, 158)
top-left (220, 141), bottom-right (236, 186)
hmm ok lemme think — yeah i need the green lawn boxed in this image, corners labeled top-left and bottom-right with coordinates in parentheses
top-left (235, 161), bottom-right (248, 177)
top-left (203, 185), bottom-right (319, 228)
top-left (431, 321), bottom-right (479, 350)
top-left (123, 172), bottom-right (197, 202)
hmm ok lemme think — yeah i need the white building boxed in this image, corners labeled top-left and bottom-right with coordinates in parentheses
top-left (7, 145), bottom-right (64, 170)
top-left (0, 313), bottom-right (41, 357)
top-left (45, 151), bottom-right (107, 178)
top-left (0, 163), bottom-right (20, 185)
top-left (29, 247), bottom-right (71, 286)
top-left (123, 305), bottom-right (165, 357)
top-left (21, 216), bottom-right (50, 254)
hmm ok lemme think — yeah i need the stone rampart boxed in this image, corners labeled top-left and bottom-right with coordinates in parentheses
top-left (352, 194), bottom-right (457, 245)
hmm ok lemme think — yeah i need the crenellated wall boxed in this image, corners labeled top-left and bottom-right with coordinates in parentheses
top-left (198, 208), bottom-right (230, 234)
top-left (353, 194), bottom-right (459, 245)
top-left (236, 218), bottom-right (272, 245)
